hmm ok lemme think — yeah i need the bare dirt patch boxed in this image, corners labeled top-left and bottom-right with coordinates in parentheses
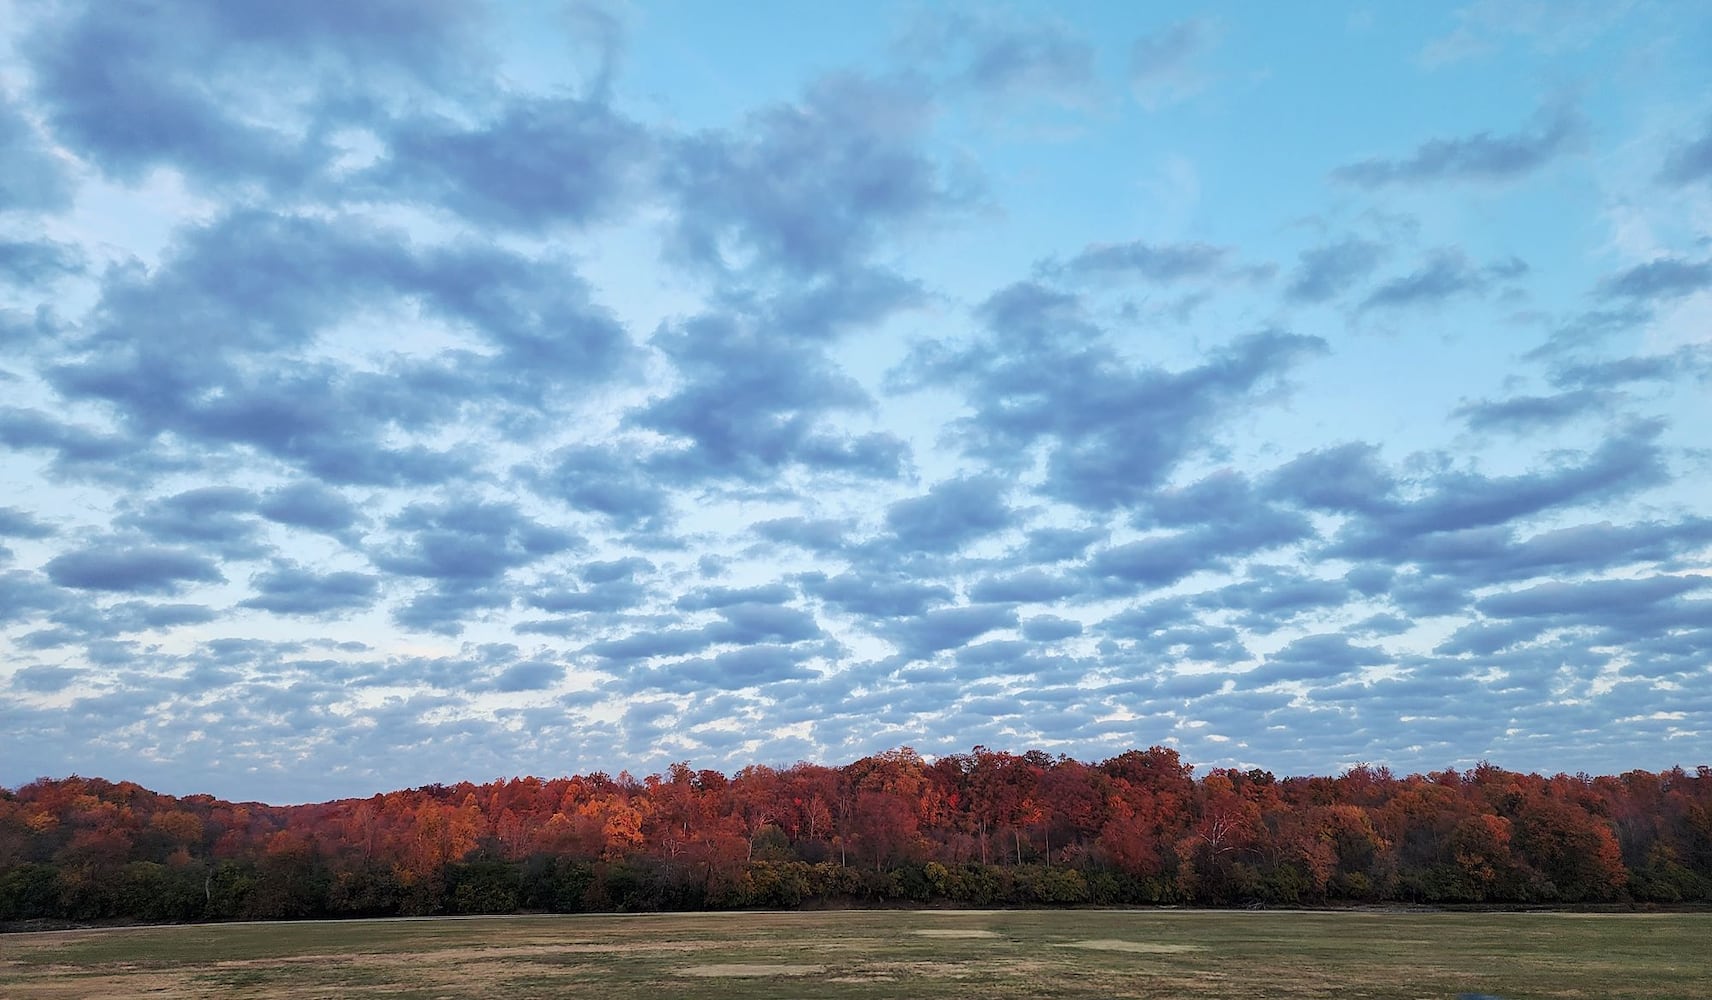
top-left (1063, 939), bottom-right (1204, 954)
top-left (430, 941), bottom-right (714, 957)
top-left (911, 928), bottom-right (999, 938)
top-left (675, 963), bottom-right (826, 977)
top-left (0, 973), bottom-right (208, 1000)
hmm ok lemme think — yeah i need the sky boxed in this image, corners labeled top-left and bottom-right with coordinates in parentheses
top-left (2, 1), bottom-right (1710, 805)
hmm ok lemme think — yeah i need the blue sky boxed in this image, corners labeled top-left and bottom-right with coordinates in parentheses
top-left (2, 1), bottom-right (1710, 804)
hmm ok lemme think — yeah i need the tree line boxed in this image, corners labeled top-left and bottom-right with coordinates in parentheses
top-left (4, 747), bottom-right (1710, 923)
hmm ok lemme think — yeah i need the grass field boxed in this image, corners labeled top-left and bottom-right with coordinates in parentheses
top-left (2, 909), bottom-right (1707, 999)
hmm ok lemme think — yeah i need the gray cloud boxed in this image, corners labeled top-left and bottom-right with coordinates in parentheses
top-left (1334, 107), bottom-right (1580, 187)
top-left (1060, 240), bottom-right (1230, 283)
top-left (957, 14), bottom-right (1100, 109)
top-left (1360, 250), bottom-right (1514, 311)
top-left (1598, 257), bottom-right (1712, 301)
top-left (366, 97), bottom-right (650, 232)
top-left (1243, 633), bottom-right (1389, 686)
top-left (1329, 421), bottom-right (1668, 557)
top-left (240, 564), bottom-right (382, 616)
top-left (0, 90), bottom-right (75, 211)
top-left (374, 500), bottom-right (579, 584)
top-left (1658, 118), bottom-right (1712, 186)
top-left (1286, 238), bottom-right (1385, 303)
top-left (1453, 388), bottom-right (1613, 432)
top-left (631, 308), bottom-right (910, 486)
top-left (45, 545), bottom-right (224, 594)
top-left (880, 603), bottom-right (1017, 661)
top-left (0, 508), bottom-right (56, 540)
top-left (1, 239), bottom-right (85, 286)
top-left (803, 569), bottom-right (953, 618)
top-left (663, 73), bottom-right (970, 278)
top-left (257, 482), bottom-right (364, 540)
top-left (22, 0), bottom-right (482, 189)
top-left (904, 286), bottom-right (1327, 511)
top-left (885, 476), bottom-right (1013, 554)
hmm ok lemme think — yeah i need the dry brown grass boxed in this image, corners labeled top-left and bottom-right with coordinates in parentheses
top-left (1063, 939), bottom-right (1203, 953)
top-left (1, 909), bottom-right (1707, 999)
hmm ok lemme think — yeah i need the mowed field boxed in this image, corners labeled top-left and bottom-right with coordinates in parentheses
top-left (2, 909), bottom-right (1707, 1000)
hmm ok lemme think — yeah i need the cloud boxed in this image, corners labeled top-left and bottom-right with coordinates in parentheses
top-left (1286, 238), bottom-right (1385, 303)
top-left (1329, 421), bottom-right (1668, 555)
top-left (0, 90), bottom-right (75, 211)
top-left (1090, 521), bottom-right (1308, 592)
top-left (1359, 250), bottom-right (1516, 311)
top-left (370, 500), bottom-right (580, 635)
top-left (764, 268), bottom-right (927, 343)
top-left (1, 239), bottom-right (85, 287)
top-left (885, 476), bottom-right (1013, 554)
top-left (676, 582), bottom-right (794, 611)
top-left (628, 644), bottom-right (821, 693)
top-left (1085, 470), bottom-right (1314, 589)
top-left (1658, 118), bottom-right (1712, 186)
top-left (1245, 633), bottom-right (1390, 685)
top-left (1020, 614), bottom-right (1083, 641)
top-left (491, 660), bottom-right (565, 693)
top-left (0, 508), bottom-right (56, 540)
top-left (257, 482), bottom-right (364, 539)
top-left (1268, 444), bottom-right (1397, 514)
top-left (1104, 610), bottom-right (1251, 664)
top-left (21, 0), bottom-right (482, 188)
top-left (45, 544), bottom-right (224, 594)
top-left (1058, 240), bottom-right (1231, 283)
top-left (631, 308), bottom-right (909, 485)
top-left (1550, 346), bottom-right (1712, 389)
top-left (374, 499), bottom-right (578, 584)
top-left (1475, 574), bottom-right (1709, 620)
top-left (1129, 20), bottom-right (1214, 109)
top-left (663, 73), bottom-right (969, 278)
top-left (1362, 517), bottom-right (1712, 597)
top-left (956, 15), bottom-right (1100, 109)
top-left (1333, 107), bottom-right (1580, 187)
top-left (802, 569), bottom-right (953, 618)
top-left (31, 599), bottom-right (217, 646)
top-left (754, 517), bottom-right (849, 555)
top-left (1453, 388), bottom-right (1613, 432)
top-left (116, 487), bottom-right (269, 559)
top-left (880, 603), bottom-right (1017, 661)
top-left (526, 445), bottom-right (669, 529)
top-left (528, 571), bottom-right (650, 615)
top-left (1192, 568), bottom-right (1352, 632)
top-left (1020, 526), bottom-right (1103, 564)
top-left (0, 571), bottom-right (68, 625)
top-left (239, 564), bottom-right (381, 616)
top-left (9, 665), bottom-right (82, 693)
top-left (584, 603), bottom-right (823, 664)
top-left (365, 97), bottom-right (650, 231)
top-left (969, 569), bottom-right (1082, 604)
top-left (1597, 257), bottom-right (1712, 302)
top-left (0, 408), bottom-right (166, 484)
top-left (411, 243), bottom-right (637, 398)
top-left (47, 210), bottom-right (634, 486)
top-left (906, 289), bottom-right (1327, 510)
